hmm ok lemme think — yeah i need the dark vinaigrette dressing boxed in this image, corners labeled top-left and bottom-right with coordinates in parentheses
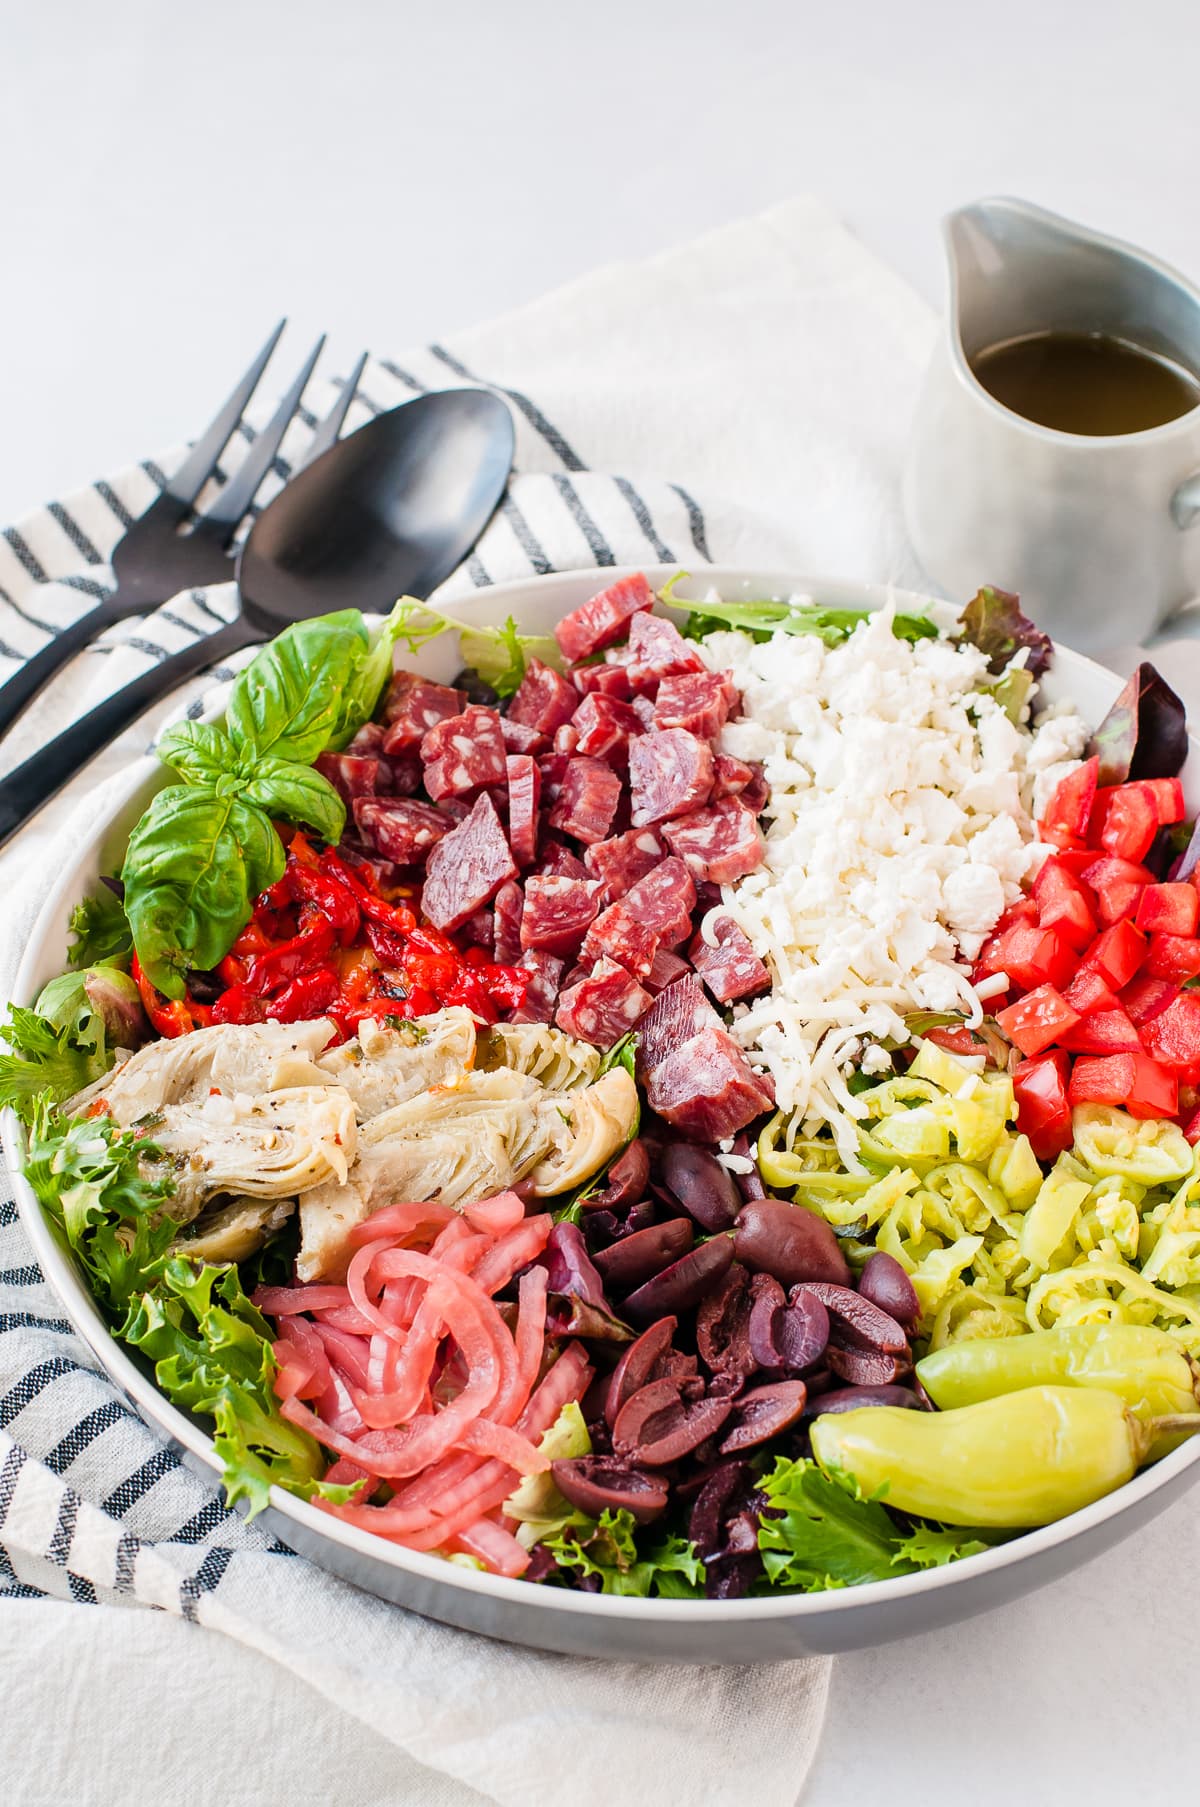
top-left (970, 329), bottom-right (1200, 436)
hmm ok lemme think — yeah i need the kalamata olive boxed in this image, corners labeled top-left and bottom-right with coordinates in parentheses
top-left (746, 1273), bottom-right (786, 1367)
top-left (661, 1144), bottom-right (742, 1232)
top-left (612, 1377), bottom-right (734, 1465)
top-left (605, 1315), bottom-right (679, 1428)
top-left (805, 1384), bottom-right (922, 1416)
top-left (687, 1460), bottom-right (751, 1558)
top-left (623, 1234), bottom-right (736, 1326)
top-left (734, 1199), bottom-right (851, 1288)
top-left (718, 1379), bottom-right (809, 1453)
top-left (729, 1133), bottom-right (767, 1201)
top-left (792, 1281), bottom-right (908, 1355)
top-left (826, 1344), bottom-right (905, 1386)
top-left (584, 1138), bottom-right (651, 1213)
top-left (750, 1288), bottom-right (830, 1375)
top-left (857, 1251), bottom-right (922, 1327)
top-left (551, 1456), bottom-right (670, 1524)
top-left (592, 1217), bottom-right (694, 1292)
top-left (696, 1263), bottom-right (756, 1381)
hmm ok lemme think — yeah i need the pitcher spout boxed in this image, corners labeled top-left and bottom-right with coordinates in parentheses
top-left (943, 195), bottom-right (1200, 376)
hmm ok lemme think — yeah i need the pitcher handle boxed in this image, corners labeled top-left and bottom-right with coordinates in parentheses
top-left (1171, 473), bottom-right (1200, 530)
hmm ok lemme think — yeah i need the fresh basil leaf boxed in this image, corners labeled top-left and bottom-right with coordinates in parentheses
top-left (1090, 660), bottom-right (1188, 787)
top-left (241, 757), bottom-right (346, 844)
top-left (226, 614), bottom-right (370, 766)
top-left (122, 786), bottom-right (284, 998)
top-left (157, 721), bottom-right (241, 787)
top-left (67, 886), bottom-right (132, 969)
top-left (957, 585), bottom-right (1053, 678)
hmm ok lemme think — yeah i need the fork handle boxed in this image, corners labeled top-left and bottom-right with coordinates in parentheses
top-left (0, 603), bottom-right (121, 739)
top-left (0, 619), bottom-right (258, 848)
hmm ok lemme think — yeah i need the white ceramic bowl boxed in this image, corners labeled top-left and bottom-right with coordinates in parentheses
top-left (8, 566), bottom-right (1200, 1663)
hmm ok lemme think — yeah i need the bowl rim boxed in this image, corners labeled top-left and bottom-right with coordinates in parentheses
top-left (8, 561), bottom-right (1200, 1625)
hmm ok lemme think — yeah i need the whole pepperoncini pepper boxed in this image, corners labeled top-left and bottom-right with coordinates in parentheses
top-left (810, 1385), bottom-right (1200, 1528)
top-left (917, 1325), bottom-right (1200, 1458)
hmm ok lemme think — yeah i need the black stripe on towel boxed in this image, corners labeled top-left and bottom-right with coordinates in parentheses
top-left (179, 1545), bottom-right (234, 1622)
top-left (44, 1402), bottom-right (131, 1476)
top-left (551, 475), bottom-right (615, 567)
top-left (95, 480), bottom-right (136, 530)
top-left (0, 1357), bottom-right (87, 1426)
top-left (428, 345), bottom-right (587, 472)
top-left (499, 496), bottom-right (552, 576)
top-left (47, 502), bottom-right (103, 565)
top-left (378, 360), bottom-right (427, 393)
top-left (102, 1447), bottom-right (181, 1517)
top-left (0, 1443), bottom-right (26, 1526)
top-left (47, 1489), bottom-right (78, 1565)
top-left (615, 477), bottom-right (674, 562)
top-left (2, 527), bottom-right (48, 584)
top-left (669, 483), bottom-right (712, 561)
top-left (68, 1573), bottom-right (98, 1605)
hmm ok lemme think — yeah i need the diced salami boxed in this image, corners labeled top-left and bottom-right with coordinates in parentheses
top-left (689, 917), bottom-right (771, 1003)
top-left (507, 657), bottom-right (578, 735)
top-left (554, 722), bottom-right (580, 756)
top-left (623, 857), bottom-right (698, 950)
top-left (346, 722), bottom-right (388, 757)
top-left (510, 950), bottom-right (565, 1024)
top-left (537, 751), bottom-right (571, 806)
top-left (580, 902), bottom-right (659, 979)
top-left (537, 839), bottom-right (589, 881)
top-left (520, 874), bottom-right (602, 958)
top-left (662, 798), bottom-right (765, 884)
top-left (653, 670), bottom-right (736, 740)
top-left (631, 695), bottom-right (657, 731)
top-left (644, 946), bottom-right (691, 994)
top-left (420, 793), bottom-right (517, 931)
top-left (629, 730), bottom-right (714, 827)
top-left (461, 907), bottom-right (494, 953)
top-left (381, 672), bottom-right (464, 753)
top-left (624, 611), bottom-right (706, 695)
top-left (583, 826), bottom-right (667, 899)
top-left (555, 957), bottom-right (652, 1049)
top-left (548, 757), bottom-right (622, 844)
top-left (554, 573), bottom-right (655, 663)
top-left (644, 1026), bottom-right (776, 1140)
top-left (420, 704), bottom-right (508, 802)
top-left (572, 693), bottom-right (643, 765)
top-left (635, 976), bottom-right (722, 1078)
top-left (506, 754), bottom-right (541, 868)
top-left (573, 663), bottom-right (632, 701)
top-left (385, 758), bottom-right (422, 797)
top-left (493, 880), bottom-right (525, 964)
top-left (500, 716), bottom-right (549, 756)
top-left (315, 751), bottom-right (386, 807)
top-left (740, 768), bottom-right (770, 813)
top-left (354, 796), bottom-right (453, 864)
top-left (711, 753), bottom-right (758, 799)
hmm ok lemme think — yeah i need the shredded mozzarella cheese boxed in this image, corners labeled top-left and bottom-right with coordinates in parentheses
top-left (699, 604), bottom-right (1089, 1161)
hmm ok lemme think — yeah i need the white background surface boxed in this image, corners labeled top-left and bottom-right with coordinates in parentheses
top-left (3, 1), bottom-right (1200, 1801)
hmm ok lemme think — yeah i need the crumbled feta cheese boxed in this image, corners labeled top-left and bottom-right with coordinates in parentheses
top-left (700, 605), bottom-right (1068, 1161)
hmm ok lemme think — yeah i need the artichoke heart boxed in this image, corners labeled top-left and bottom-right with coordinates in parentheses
top-left (526, 1067), bottom-right (639, 1196)
top-left (141, 1084), bottom-right (357, 1223)
top-left (69, 1018), bottom-right (337, 1125)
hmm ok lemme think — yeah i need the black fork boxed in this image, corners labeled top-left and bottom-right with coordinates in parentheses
top-left (0, 326), bottom-right (367, 738)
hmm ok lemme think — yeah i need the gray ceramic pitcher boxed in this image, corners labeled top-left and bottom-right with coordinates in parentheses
top-left (904, 197), bottom-right (1200, 652)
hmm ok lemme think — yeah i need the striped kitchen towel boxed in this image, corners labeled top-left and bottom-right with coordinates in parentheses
top-left (0, 197), bottom-right (939, 1806)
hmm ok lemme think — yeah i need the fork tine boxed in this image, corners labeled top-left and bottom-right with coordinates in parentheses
top-left (164, 318), bottom-right (286, 508)
top-left (301, 351), bottom-right (368, 469)
top-left (201, 334), bottom-right (326, 530)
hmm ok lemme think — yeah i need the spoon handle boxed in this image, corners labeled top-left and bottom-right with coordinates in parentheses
top-left (0, 603), bottom-right (122, 740)
top-left (0, 619), bottom-right (258, 848)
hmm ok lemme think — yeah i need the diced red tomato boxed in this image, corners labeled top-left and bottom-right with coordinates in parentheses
top-left (1080, 857), bottom-right (1154, 927)
top-left (1095, 783), bottom-right (1166, 863)
top-left (1058, 1007), bottom-right (1142, 1055)
top-left (1067, 1051), bottom-right (1179, 1119)
top-left (1064, 968), bottom-right (1122, 1016)
top-left (981, 922), bottom-right (1076, 992)
top-left (1134, 882), bottom-right (1200, 938)
top-left (1079, 920), bottom-right (1147, 990)
top-left (1013, 1050), bottom-right (1074, 1160)
top-left (1047, 848), bottom-right (1104, 879)
top-left (1031, 857), bottom-right (1097, 951)
top-left (1041, 757), bottom-right (1098, 840)
top-left (1119, 975), bottom-right (1178, 1025)
top-left (1138, 991), bottom-right (1200, 1076)
top-left (1144, 933), bottom-right (1200, 984)
top-left (996, 985), bottom-right (1080, 1058)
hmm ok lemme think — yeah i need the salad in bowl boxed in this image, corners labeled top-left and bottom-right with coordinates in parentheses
top-left (5, 566), bottom-right (1200, 1635)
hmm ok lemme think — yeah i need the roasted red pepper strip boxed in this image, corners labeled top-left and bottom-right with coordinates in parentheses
top-left (319, 849), bottom-right (417, 935)
top-left (287, 862), bottom-right (361, 945)
top-left (265, 968), bottom-right (340, 1023)
top-left (363, 920), bottom-right (410, 969)
top-left (243, 917), bottom-right (336, 996)
top-left (210, 986), bottom-right (270, 1026)
top-left (131, 954), bottom-right (212, 1038)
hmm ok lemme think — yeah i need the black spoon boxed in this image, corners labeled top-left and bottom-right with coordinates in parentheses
top-left (0, 389), bottom-right (514, 846)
